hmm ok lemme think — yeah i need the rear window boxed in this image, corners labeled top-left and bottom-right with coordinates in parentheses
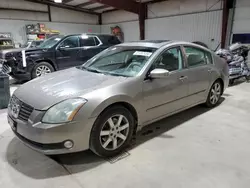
top-left (98, 35), bottom-right (121, 45)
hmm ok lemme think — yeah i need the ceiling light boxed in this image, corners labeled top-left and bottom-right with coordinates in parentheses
top-left (54, 0), bottom-right (62, 3)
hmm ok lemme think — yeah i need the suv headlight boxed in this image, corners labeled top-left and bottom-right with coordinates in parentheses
top-left (42, 98), bottom-right (87, 124)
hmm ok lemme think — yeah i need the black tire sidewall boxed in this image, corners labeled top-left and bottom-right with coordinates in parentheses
top-left (32, 62), bottom-right (54, 79)
top-left (206, 81), bottom-right (222, 107)
top-left (90, 106), bottom-right (135, 157)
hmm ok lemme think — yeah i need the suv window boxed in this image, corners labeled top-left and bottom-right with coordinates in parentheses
top-left (184, 46), bottom-right (207, 67)
top-left (98, 35), bottom-right (121, 45)
top-left (80, 36), bottom-right (96, 47)
top-left (153, 47), bottom-right (183, 72)
top-left (59, 36), bottom-right (79, 48)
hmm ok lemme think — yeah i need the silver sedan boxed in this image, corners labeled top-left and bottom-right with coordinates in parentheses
top-left (8, 40), bottom-right (229, 157)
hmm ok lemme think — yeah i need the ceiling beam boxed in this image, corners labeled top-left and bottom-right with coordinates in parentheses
top-left (146, 0), bottom-right (168, 4)
top-left (102, 8), bottom-right (118, 13)
top-left (75, 2), bottom-right (96, 7)
top-left (0, 7), bottom-right (48, 13)
top-left (63, 0), bottom-right (74, 3)
top-left (89, 5), bottom-right (110, 11)
top-left (90, 0), bottom-right (140, 14)
top-left (25, 0), bottom-right (99, 15)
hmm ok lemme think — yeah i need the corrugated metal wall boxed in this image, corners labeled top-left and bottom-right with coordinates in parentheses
top-left (232, 0), bottom-right (250, 34)
top-left (145, 10), bottom-right (222, 50)
top-left (101, 10), bottom-right (139, 42)
top-left (0, 0), bottom-right (100, 44)
top-left (101, 21), bottom-right (140, 42)
top-left (0, 19), bottom-right (101, 45)
top-left (101, 0), bottom-right (223, 48)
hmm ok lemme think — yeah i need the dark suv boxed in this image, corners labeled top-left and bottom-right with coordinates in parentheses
top-left (0, 34), bottom-right (121, 80)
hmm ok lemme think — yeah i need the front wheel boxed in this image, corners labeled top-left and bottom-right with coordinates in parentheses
top-left (205, 80), bottom-right (222, 107)
top-left (32, 62), bottom-right (54, 79)
top-left (90, 106), bottom-right (135, 157)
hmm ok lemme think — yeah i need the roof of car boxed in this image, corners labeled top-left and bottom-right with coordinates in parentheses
top-left (67, 33), bottom-right (115, 37)
top-left (117, 40), bottom-right (173, 48)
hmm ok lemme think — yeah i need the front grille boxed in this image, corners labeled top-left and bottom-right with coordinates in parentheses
top-left (19, 102), bottom-right (34, 122)
top-left (2, 63), bottom-right (11, 74)
top-left (10, 95), bottom-right (34, 122)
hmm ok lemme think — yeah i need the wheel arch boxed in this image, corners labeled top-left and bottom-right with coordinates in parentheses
top-left (90, 96), bottom-right (139, 131)
top-left (35, 59), bottom-right (57, 71)
top-left (214, 77), bottom-right (224, 95)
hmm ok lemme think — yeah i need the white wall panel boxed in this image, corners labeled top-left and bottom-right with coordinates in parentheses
top-left (148, 0), bottom-right (222, 18)
top-left (102, 10), bottom-right (138, 24)
top-left (236, 0), bottom-right (250, 7)
top-left (0, 10), bottom-right (48, 21)
top-left (101, 21), bottom-right (140, 41)
top-left (232, 0), bottom-right (250, 33)
top-left (0, 0), bottom-right (47, 11)
top-left (146, 10), bottom-right (222, 50)
top-left (0, 0), bottom-right (98, 24)
top-left (50, 7), bottom-right (98, 24)
top-left (0, 19), bottom-right (100, 45)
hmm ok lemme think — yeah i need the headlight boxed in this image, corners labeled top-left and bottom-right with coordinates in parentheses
top-left (42, 98), bottom-right (87, 124)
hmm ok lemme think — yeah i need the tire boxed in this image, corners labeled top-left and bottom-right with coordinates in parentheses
top-left (90, 105), bottom-right (135, 157)
top-left (229, 79), bottom-right (234, 86)
top-left (205, 80), bottom-right (222, 107)
top-left (31, 62), bottom-right (54, 79)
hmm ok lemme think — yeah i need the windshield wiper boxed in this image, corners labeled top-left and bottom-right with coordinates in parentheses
top-left (81, 66), bottom-right (102, 73)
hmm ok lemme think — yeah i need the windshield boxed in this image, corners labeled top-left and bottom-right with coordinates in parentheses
top-left (81, 46), bottom-right (157, 77)
top-left (38, 36), bottom-right (64, 49)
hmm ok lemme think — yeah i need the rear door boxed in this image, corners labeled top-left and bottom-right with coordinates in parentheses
top-left (79, 36), bottom-right (102, 64)
top-left (183, 46), bottom-right (212, 105)
top-left (55, 35), bottom-right (81, 69)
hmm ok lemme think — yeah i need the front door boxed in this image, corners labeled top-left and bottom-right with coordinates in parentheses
top-left (55, 35), bottom-right (81, 69)
top-left (183, 46), bottom-right (211, 105)
top-left (142, 47), bottom-right (189, 124)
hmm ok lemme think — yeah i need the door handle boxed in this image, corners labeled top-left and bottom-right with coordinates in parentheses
top-left (208, 69), bottom-right (212, 73)
top-left (179, 76), bottom-right (188, 81)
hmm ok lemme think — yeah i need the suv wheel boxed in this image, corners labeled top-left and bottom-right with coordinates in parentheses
top-left (90, 106), bottom-right (135, 157)
top-left (32, 62), bottom-right (54, 79)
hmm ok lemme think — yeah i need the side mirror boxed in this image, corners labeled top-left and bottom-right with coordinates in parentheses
top-left (149, 68), bottom-right (170, 79)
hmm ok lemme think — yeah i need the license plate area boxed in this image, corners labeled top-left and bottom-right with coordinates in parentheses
top-left (229, 68), bottom-right (241, 73)
top-left (8, 116), bottom-right (17, 131)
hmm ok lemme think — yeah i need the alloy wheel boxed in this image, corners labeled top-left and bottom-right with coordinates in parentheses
top-left (36, 65), bottom-right (51, 77)
top-left (210, 83), bottom-right (221, 104)
top-left (99, 115), bottom-right (130, 151)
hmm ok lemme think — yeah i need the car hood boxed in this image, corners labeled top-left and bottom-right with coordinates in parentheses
top-left (0, 48), bottom-right (45, 58)
top-left (14, 68), bottom-right (128, 110)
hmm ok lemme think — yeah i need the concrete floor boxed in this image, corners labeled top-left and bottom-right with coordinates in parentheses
top-left (1, 80), bottom-right (250, 188)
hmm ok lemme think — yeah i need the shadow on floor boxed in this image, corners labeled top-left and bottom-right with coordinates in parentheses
top-left (229, 77), bottom-right (249, 87)
top-left (5, 98), bottom-right (225, 179)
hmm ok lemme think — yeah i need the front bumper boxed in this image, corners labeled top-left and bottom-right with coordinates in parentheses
top-left (8, 113), bottom-right (96, 155)
top-left (0, 58), bottom-right (32, 81)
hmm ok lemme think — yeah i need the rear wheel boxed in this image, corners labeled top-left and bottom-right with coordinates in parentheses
top-left (205, 80), bottom-right (222, 107)
top-left (90, 106), bottom-right (135, 157)
top-left (32, 62), bottom-right (54, 79)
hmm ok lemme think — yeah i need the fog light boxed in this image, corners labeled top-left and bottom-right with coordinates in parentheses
top-left (64, 140), bottom-right (74, 149)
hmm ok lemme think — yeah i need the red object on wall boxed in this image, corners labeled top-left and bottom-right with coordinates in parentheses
top-left (111, 26), bottom-right (124, 42)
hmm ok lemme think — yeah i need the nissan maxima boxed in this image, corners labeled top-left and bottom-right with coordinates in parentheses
top-left (7, 40), bottom-right (229, 157)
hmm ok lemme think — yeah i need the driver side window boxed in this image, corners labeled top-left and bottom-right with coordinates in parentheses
top-left (152, 47), bottom-right (183, 72)
top-left (59, 36), bottom-right (79, 49)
